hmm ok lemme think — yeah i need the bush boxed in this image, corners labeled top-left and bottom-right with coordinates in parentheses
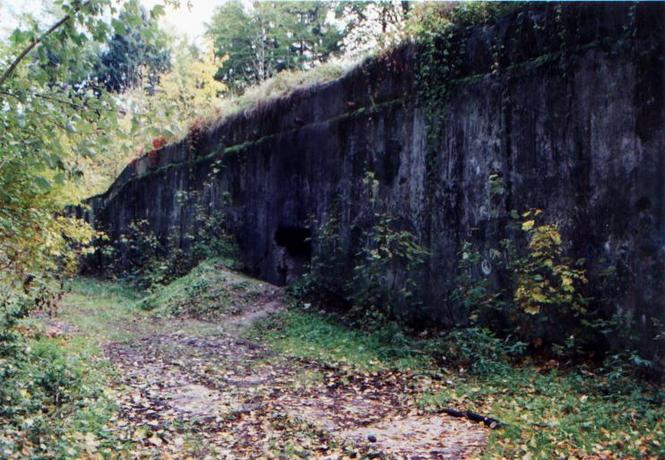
top-left (29, 340), bottom-right (84, 406)
top-left (348, 214), bottom-right (429, 324)
top-left (299, 208), bottom-right (428, 328)
top-left (113, 211), bottom-right (239, 292)
top-left (425, 327), bottom-right (525, 376)
top-left (451, 209), bottom-right (598, 356)
top-left (0, 287), bottom-right (118, 458)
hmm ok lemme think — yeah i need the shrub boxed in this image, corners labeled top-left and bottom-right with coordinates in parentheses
top-left (348, 214), bottom-right (429, 325)
top-left (293, 213), bottom-right (349, 307)
top-left (452, 209), bottom-right (601, 356)
top-left (425, 327), bottom-right (524, 376)
top-left (114, 204), bottom-right (239, 291)
top-left (513, 210), bottom-right (588, 317)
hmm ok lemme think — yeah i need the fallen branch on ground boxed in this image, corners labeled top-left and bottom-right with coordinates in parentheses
top-left (441, 407), bottom-right (504, 429)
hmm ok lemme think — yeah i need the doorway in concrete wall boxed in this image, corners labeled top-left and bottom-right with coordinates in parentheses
top-left (274, 225), bottom-right (312, 284)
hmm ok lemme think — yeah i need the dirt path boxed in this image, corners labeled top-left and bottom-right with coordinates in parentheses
top-left (62, 281), bottom-right (487, 459)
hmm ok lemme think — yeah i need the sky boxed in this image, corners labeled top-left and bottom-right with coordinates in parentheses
top-left (140, 0), bottom-right (228, 45)
top-left (0, 0), bottom-right (228, 44)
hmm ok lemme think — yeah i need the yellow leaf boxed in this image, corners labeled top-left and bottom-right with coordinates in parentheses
top-left (148, 435), bottom-right (163, 446)
top-left (523, 304), bottom-right (541, 315)
top-left (522, 220), bottom-right (535, 231)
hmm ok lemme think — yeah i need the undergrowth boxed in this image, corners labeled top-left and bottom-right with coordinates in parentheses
top-left (246, 308), bottom-right (432, 372)
top-left (0, 280), bottom-right (137, 458)
top-left (247, 304), bottom-right (665, 459)
top-left (422, 363), bottom-right (665, 459)
top-left (136, 258), bottom-right (272, 319)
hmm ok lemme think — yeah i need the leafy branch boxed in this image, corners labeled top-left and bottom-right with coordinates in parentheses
top-left (0, 1), bottom-right (92, 89)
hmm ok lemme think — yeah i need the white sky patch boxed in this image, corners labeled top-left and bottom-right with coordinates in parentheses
top-left (0, 0), bottom-right (48, 38)
top-left (141, 0), bottom-right (228, 46)
top-left (0, 0), bottom-right (227, 45)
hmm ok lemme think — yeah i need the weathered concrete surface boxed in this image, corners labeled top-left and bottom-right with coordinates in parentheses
top-left (84, 3), bottom-right (665, 359)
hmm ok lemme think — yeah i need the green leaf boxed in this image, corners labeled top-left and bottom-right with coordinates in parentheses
top-left (150, 5), bottom-right (166, 19)
top-left (111, 19), bottom-right (127, 35)
top-left (34, 176), bottom-right (51, 190)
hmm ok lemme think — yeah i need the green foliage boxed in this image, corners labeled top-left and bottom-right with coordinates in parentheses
top-left (94, 0), bottom-right (171, 92)
top-left (206, 0), bottom-right (342, 93)
top-left (218, 56), bottom-right (354, 116)
top-left (246, 307), bottom-right (432, 372)
top-left (112, 206), bottom-right (239, 291)
top-left (0, 0), bottom-right (177, 307)
top-left (189, 195), bottom-right (239, 265)
top-left (0, 307), bottom-right (122, 458)
top-left (0, 278), bottom-right (142, 457)
top-left (297, 206), bottom-right (428, 327)
top-left (0, 267), bottom-right (119, 455)
top-left (449, 241), bottom-right (499, 318)
top-left (420, 361), bottom-right (665, 459)
top-left (301, 172), bottom-right (427, 324)
top-left (137, 258), bottom-right (269, 318)
top-left (453, 209), bottom-right (593, 353)
top-left (348, 214), bottom-right (428, 324)
top-left (514, 209), bottom-right (588, 317)
top-left (293, 212), bottom-right (347, 305)
top-left (115, 219), bottom-right (162, 289)
top-left (424, 327), bottom-right (522, 376)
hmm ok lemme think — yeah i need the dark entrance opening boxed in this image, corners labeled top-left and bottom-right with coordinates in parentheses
top-left (274, 226), bottom-right (312, 284)
top-left (274, 226), bottom-right (312, 259)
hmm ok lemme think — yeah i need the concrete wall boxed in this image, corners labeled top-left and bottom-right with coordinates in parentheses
top-left (84, 3), bottom-right (665, 359)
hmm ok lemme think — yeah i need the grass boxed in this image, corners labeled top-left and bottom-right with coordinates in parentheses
top-left (61, 277), bottom-right (141, 342)
top-left (136, 258), bottom-right (272, 318)
top-left (247, 305), bottom-right (665, 459)
top-left (0, 278), bottom-right (140, 458)
top-left (246, 308), bottom-right (434, 372)
top-left (5, 270), bottom-right (663, 458)
top-left (422, 365), bottom-right (665, 459)
top-left (216, 55), bottom-right (363, 120)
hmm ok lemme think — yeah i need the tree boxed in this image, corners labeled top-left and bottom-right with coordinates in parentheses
top-left (0, 0), bottom-right (171, 288)
top-left (206, 0), bottom-right (342, 93)
top-left (336, 1), bottom-right (409, 57)
top-left (154, 41), bottom-right (227, 123)
top-left (77, 38), bottom-right (229, 196)
top-left (95, 0), bottom-right (172, 92)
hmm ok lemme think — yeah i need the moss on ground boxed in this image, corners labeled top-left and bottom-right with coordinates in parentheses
top-left (136, 258), bottom-right (275, 319)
